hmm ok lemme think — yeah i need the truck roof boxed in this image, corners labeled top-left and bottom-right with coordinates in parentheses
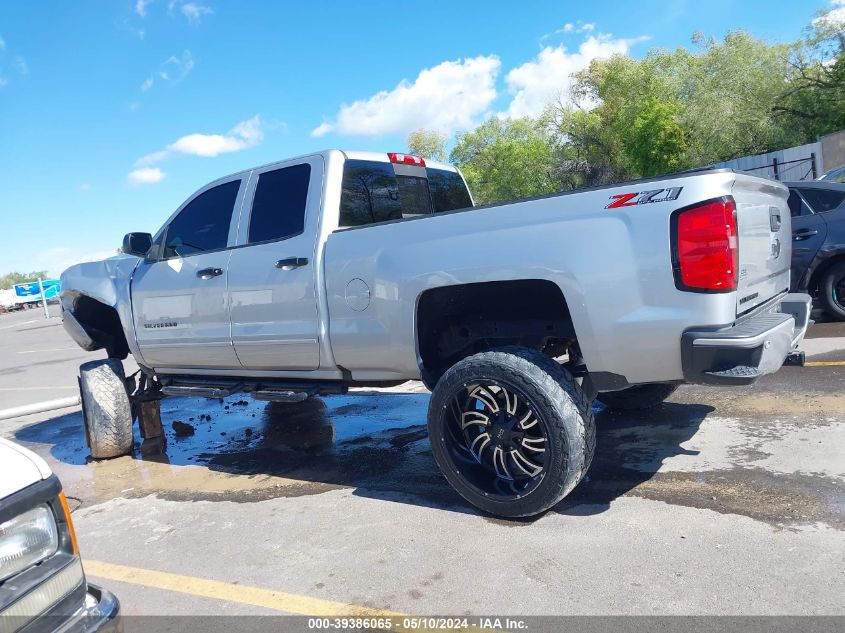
top-left (214, 149), bottom-right (459, 185)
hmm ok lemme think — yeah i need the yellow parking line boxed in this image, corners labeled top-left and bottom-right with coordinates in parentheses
top-left (805, 361), bottom-right (845, 366)
top-left (84, 560), bottom-right (404, 617)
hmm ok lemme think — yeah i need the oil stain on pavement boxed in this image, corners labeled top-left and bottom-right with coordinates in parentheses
top-left (13, 386), bottom-right (845, 531)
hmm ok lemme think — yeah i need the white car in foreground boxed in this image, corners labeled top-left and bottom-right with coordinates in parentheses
top-left (0, 438), bottom-right (120, 633)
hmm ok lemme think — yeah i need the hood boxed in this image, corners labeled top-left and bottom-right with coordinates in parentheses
top-left (0, 438), bottom-right (52, 500)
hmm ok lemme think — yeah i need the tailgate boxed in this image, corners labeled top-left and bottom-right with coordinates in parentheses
top-left (732, 174), bottom-right (791, 315)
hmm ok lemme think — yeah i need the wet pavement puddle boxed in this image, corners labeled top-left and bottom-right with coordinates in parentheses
top-left (13, 392), bottom-right (845, 529)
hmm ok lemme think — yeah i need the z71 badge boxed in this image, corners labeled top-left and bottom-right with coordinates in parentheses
top-left (605, 187), bottom-right (683, 209)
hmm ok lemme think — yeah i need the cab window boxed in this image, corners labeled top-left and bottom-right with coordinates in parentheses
top-left (163, 180), bottom-right (241, 258)
top-left (338, 160), bottom-right (473, 227)
top-left (248, 164), bottom-right (311, 244)
top-left (427, 168), bottom-right (473, 212)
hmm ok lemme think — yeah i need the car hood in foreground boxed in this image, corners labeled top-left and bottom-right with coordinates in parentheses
top-left (0, 437), bottom-right (52, 500)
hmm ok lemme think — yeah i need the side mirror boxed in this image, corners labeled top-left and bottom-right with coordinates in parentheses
top-left (122, 232), bottom-right (153, 257)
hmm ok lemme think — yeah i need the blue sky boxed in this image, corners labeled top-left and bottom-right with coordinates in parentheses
top-left (0, 0), bottom-right (827, 277)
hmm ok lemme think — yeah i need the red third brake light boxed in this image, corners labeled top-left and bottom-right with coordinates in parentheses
top-left (388, 152), bottom-right (426, 167)
top-left (673, 196), bottom-right (738, 292)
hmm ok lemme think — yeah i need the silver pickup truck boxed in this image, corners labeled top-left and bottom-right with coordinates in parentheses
top-left (61, 150), bottom-right (811, 517)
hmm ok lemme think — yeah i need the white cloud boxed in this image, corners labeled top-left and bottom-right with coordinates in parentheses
top-left (77, 183), bottom-right (92, 192)
top-left (311, 122), bottom-right (334, 138)
top-left (139, 50), bottom-right (193, 93)
top-left (503, 34), bottom-right (646, 118)
top-left (136, 0), bottom-right (152, 17)
top-left (128, 167), bottom-right (166, 185)
top-left (168, 0), bottom-right (213, 24)
top-left (813, 0), bottom-right (845, 28)
top-left (161, 50), bottom-right (194, 82)
top-left (313, 55), bottom-right (501, 138)
top-left (182, 2), bottom-right (213, 23)
top-left (12, 56), bottom-right (27, 76)
top-left (0, 38), bottom-right (28, 84)
top-left (541, 21), bottom-right (597, 43)
top-left (137, 115), bottom-right (263, 166)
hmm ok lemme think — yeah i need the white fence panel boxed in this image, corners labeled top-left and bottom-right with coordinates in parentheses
top-left (710, 142), bottom-right (821, 181)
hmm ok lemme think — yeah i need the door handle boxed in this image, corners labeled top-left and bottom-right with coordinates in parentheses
top-left (275, 257), bottom-right (309, 270)
top-left (196, 267), bottom-right (223, 279)
top-left (793, 229), bottom-right (818, 241)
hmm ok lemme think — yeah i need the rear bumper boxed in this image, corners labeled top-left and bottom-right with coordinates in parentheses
top-left (681, 293), bottom-right (812, 385)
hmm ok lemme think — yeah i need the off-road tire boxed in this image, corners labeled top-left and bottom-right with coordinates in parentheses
top-left (819, 261), bottom-right (845, 321)
top-left (79, 359), bottom-right (133, 459)
top-left (597, 383), bottom-right (678, 410)
top-left (427, 347), bottom-right (595, 518)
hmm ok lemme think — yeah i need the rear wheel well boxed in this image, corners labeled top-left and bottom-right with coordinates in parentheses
top-left (416, 279), bottom-right (577, 387)
top-left (71, 295), bottom-right (129, 359)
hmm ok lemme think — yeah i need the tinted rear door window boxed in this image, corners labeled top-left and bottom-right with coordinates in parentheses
top-left (164, 180), bottom-right (240, 258)
top-left (427, 168), bottom-right (473, 212)
top-left (248, 164), bottom-right (311, 243)
top-left (798, 188), bottom-right (845, 213)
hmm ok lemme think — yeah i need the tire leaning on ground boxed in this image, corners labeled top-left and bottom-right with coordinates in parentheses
top-left (79, 359), bottom-right (134, 459)
top-left (819, 261), bottom-right (845, 321)
top-left (427, 346), bottom-right (595, 518)
top-left (597, 383), bottom-right (679, 411)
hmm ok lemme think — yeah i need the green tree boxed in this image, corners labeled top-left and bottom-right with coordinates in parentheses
top-left (775, 6), bottom-right (845, 140)
top-left (444, 6), bottom-right (842, 198)
top-left (678, 31), bottom-right (800, 163)
top-left (406, 129), bottom-right (448, 161)
top-left (547, 29), bottom-right (801, 183)
top-left (450, 118), bottom-right (560, 204)
top-left (0, 271), bottom-right (49, 290)
top-left (627, 98), bottom-right (689, 176)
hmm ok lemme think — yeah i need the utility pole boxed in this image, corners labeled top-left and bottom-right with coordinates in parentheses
top-left (37, 277), bottom-right (49, 319)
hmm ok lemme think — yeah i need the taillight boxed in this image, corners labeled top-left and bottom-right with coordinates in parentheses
top-left (388, 152), bottom-right (426, 167)
top-left (672, 196), bottom-right (738, 292)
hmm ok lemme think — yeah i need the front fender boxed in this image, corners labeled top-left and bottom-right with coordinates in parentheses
top-left (60, 255), bottom-right (144, 362)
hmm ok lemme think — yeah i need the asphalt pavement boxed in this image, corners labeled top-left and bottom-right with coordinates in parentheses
top-left (0, 307), bottom-right (843, 618)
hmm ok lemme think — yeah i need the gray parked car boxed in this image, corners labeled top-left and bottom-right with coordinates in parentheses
top-left (60, 151), bottom-right (811, 517)
top-left (787, 181), bottom-right (845, 319)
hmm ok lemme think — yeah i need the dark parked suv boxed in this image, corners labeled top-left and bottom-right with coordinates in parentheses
top-left (788, 181), bottom-right (845, 319)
